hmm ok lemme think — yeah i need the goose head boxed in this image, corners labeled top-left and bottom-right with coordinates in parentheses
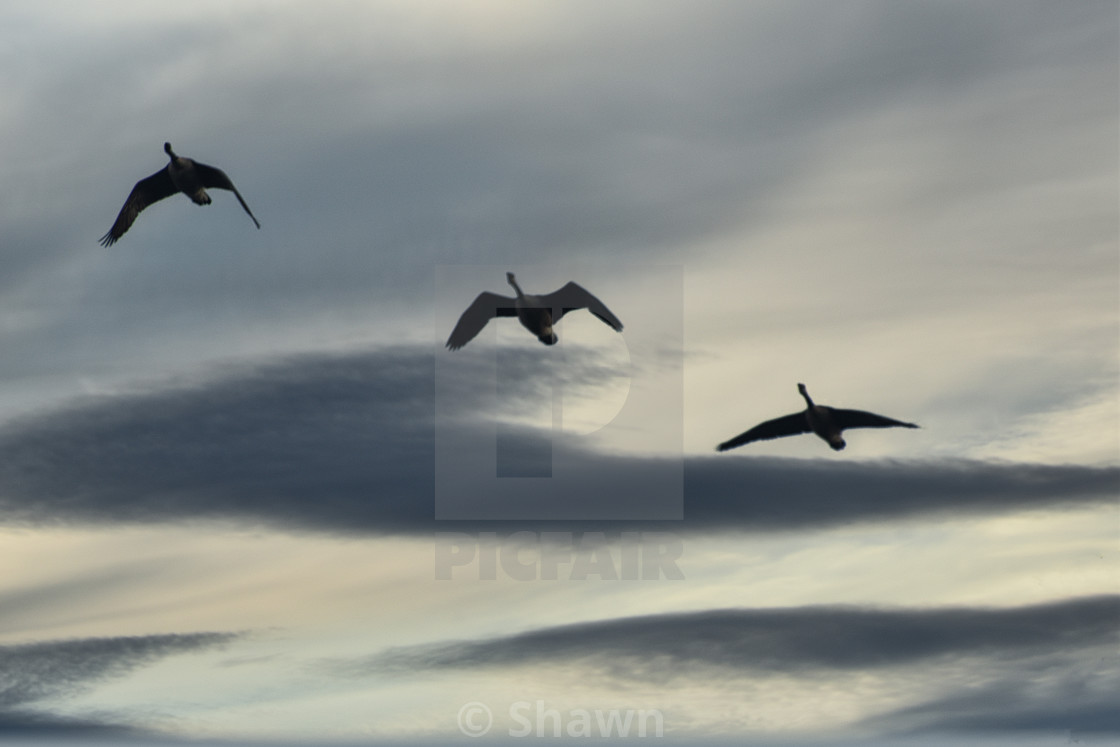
top-left (506, 272), bottom-right (523, 297)
top-left (163, 142), bottom-right (177, 159)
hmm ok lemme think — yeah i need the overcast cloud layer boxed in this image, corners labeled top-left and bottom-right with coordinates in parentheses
top-left (0, 0), bottom-right (1115, 743)
top-left (0, 345), bottom-right (1113, 535)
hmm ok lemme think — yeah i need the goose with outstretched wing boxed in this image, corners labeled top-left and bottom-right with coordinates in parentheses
top-left (717, 383), bottom-right (918, 452)
top-left (100, 142), bottom-right (259, 246)
top-left (446, 272), bottom-right (623, 350)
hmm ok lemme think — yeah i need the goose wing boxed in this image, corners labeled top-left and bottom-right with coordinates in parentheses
top-left (716, 412), bottom-right (810, 451)
top-left (99, 168), bottom-right (177, 246)
top-left (830, 408), bottom-right (918, 431)
top-left (445, 292), bottom-right (518, 350)
top-left (193, 161), bottom-right (261, 228)
top-left (537, 281), bottom-right (623, 331)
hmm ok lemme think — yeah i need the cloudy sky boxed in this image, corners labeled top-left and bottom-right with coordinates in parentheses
top-left (0, 1), bottom-right (1116, 744)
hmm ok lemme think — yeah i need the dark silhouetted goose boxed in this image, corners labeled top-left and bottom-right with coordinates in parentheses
top-left (99, 142), bottom-right (260, 246)
top-left (717, 383), bottom-right (918, 452)
top-left (446, 272), bottom-right (623, 350)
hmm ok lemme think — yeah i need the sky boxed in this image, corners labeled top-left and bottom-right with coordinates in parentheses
top-left (0, 1), bottom-right (1117, 744)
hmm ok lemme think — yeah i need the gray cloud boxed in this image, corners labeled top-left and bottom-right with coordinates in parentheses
top-left (863, 670), bottom-right (1120, 737)
top-left (348, 596), bottom-right (1119, 738)
top-left (351, 595), bottom-right (1119, 678)
top-left (0, 632), bottom-right (240, 735)
top-left (0, 710), bottom-right (132, 737)
top-left (2, 0), bottom-right (1114, 386)
top-left (0, 345), bottom-right (1113, 534)
top-left (864, 685), bottom-right (1120, 739)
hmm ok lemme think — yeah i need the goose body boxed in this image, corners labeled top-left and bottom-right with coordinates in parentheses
top-left (717, 383), bottom-right (918, 452)
top-left (99, 142), bottom-right (260, 246)
top-left (446, 272), bottom-right (623, 350)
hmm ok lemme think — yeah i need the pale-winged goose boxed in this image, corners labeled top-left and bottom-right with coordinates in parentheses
top-left (446, 272), bottom-right (623, 350)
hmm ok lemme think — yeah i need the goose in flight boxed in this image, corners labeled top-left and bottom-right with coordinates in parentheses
top-left (446, 272), bottom-right (623, 350)
top-left (99, 142), bottom-right (260, 246)
top-left (717, 383), bottom-right (918, 452)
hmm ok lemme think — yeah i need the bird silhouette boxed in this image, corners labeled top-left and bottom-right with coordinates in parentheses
top-left (717, 383), bottom-right (918, 452)
top-left (100, 142), bottom-right (259, 246)
top-left (446, 272), bottom-right (623, 350)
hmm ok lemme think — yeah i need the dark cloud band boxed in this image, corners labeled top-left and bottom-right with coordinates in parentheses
top-left (0, 632), bottom-right (240, 735)
top-left (351, 595), bottom-right (1120, 676)
top-left (0, 346), bottom-right (1113, 535)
